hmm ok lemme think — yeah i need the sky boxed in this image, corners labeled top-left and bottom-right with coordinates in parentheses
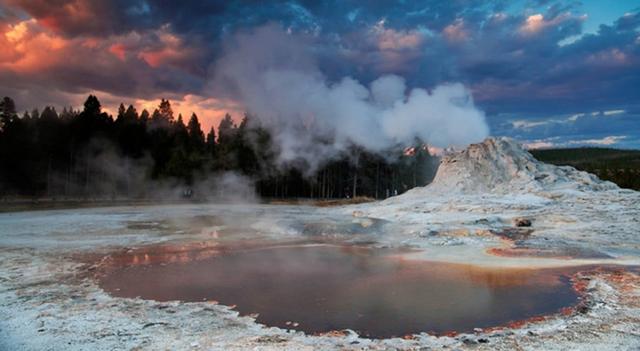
top-left (0, 0), bottom-right (639, 149)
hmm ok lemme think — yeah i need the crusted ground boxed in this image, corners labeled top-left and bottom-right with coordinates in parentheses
top-left (1, 238), bottom-right (638, 351)
top-left (1, 138), bottom-right (639, 350)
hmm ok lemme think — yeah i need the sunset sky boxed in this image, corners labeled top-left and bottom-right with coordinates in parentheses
top-left (1, 0), bottom-right (639, 148)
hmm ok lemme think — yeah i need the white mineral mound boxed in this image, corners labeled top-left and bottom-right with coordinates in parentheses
top-left (423, 137), bottom-right (617, 195)
top-left (357, 137), bottom-right (639, 266)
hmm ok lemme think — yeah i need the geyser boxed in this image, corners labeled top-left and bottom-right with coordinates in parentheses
top-left (212, 24), bottom-right (489, 171)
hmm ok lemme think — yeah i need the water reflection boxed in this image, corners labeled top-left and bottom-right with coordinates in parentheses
top-left (98, 244), bottom-right (578, 338)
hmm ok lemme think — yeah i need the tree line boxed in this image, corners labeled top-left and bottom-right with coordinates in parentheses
top-left (0, 95), bottom-right (438, 200)
top-left (530, 148), bottom-right (640, 190)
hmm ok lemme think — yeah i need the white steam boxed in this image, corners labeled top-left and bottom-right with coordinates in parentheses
top-left (212, 24), bottom-right (489, 170)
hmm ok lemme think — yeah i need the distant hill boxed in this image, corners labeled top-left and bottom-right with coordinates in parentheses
top-left (530, 147), bottom-right (640, 190)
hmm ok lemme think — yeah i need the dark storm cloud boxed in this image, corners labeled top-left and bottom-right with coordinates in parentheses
top-left (5, 0), bottom-right (154, 36)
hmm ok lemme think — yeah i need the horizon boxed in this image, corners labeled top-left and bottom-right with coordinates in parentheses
top-left (6, 92), bottom-right (640, 151)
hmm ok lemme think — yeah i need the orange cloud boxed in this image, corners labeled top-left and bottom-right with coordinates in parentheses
top-left (5, 19), bottom-right (32, 42)
top-left (519, 13), bottom-right (584, 36)
top-left (367, 20), bottom-right (425, 72)
top-left (443, 19), bottom-right (467, 43)
top-left (109, 43), bottom-right (127, 60)
top-left (521, 14), bottom-right (546, 34)
top-left (137, 25), bottom-right (197, 68)
top-left (1, 19), bottom-right (70, 72)
top-left (82, 37), bottom-right (100, 48)
top-left (97, 93), bottom-right (244, 132)
top-left (0, 16), bottom-right (216, 127)
top-left (0, 16), bottom-right (203, 84)
top-left (372, 20), bottom-right (423, 51)
top-left (15, 0), bottom-right (103, 35)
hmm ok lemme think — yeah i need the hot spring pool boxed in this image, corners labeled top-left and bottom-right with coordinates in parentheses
top-left (98, 244), bottom-right (580, 338)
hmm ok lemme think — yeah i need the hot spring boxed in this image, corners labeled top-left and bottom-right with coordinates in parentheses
top-left (97, 242), bottom-right (580, 338)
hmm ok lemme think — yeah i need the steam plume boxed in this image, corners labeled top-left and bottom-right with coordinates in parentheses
top-left (212, 24), bottom-right (489, 170)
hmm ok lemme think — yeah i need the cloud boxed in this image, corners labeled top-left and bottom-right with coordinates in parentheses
top-left (5, 0), bottom-right (150, 37)
top-left (522, 135), bottom-right (628, 149)
top-left (511, 119), bottom-right (551, 130)
top-left (568, 135), bottom-right (627, 146)
top-left (586, 48), bottom-right (629, 66)
top-left (603, 109), bottom-right (625, 116)
top-left (371, 19), bottom-right (423, 51)
top-left (520, 14), bottom-right (547, 34)
top-left (0, 0), bottom-right (637, 147)
top-left (510, 112), bottom-right (589, 130)
top-left (567, 113), bottom-right (585, 121)
top-left (443, 18), bottom-right (467, 42)
top-left (519, 13), bottom-right (584, 36)
top-left (523, 140), bottom-right (555, 149)
top-left (134, 25), bottom-right (201, 69)
top-left (107, 43), bottom-right (126, 60)
top-left (341, 19), bottom-right (428, 73)
top-left (0, 16), bottom-right (206, 110)
top-left (1, 19), bottom-right (70, 72)
top-left (128, 94), bottom-right (243, 132)
top-left (31, 87), bottom-right (243, 133)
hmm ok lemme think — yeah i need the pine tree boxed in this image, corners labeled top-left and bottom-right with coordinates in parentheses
top-left (0, 96), bottom-right (17, 130)
top-left (83, 95), bottom-right (101, 116)
top-left (139, 109), bottom-right (150, 123)
top-left (30, 108), bottom-right (40, 120)
top-left (124, 105), bottom-right (138, 122)
top-left (206, 126), bottom-right (217, 169)
top-left (235, 115), bottom-right (258, 175)
top-left (217, 113), bottom-right (235, 146)
top-left (174, 113), bottom-right (189, 147)
top-left (158, 99), bottom-right (174, 122)
top-left (187, 113), bottom-right (205, 151)
top-left (40, 106), bottom-right (59, 121)
top-left (216, 113), bottom-right (237, 170)
top-left (116, 103), bottom-right (126, 123)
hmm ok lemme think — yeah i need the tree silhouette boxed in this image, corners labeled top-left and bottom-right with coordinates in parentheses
top-left (0, 93), bottom-right (455, 198)
top-left (216, 113), bottom-right (237, 170)
top-left (206, 126), bottom-right (217, 167)
top-left (0, 96), bottom-right (17, 130)
top-left (187, 113), bottom-right (205, 151)
top-left (83, 95), bottom-right (101, 116)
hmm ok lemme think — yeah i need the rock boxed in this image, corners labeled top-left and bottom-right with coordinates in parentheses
top-left (490, 228), bottom-right (533, 241)
top-left (514, 217), bottom-right (532, 227)
top-left (255, 335), bottom-right (289, 343)
top-left (418, 230), bottom-right (439, 238)
top-left (460, 336), bottom-right (479, 345)
top-left (142, 322), bottom-right (169, 329)
top-left (356, 218), bottom-right (374, 228)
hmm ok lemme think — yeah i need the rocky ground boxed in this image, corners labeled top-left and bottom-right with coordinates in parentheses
top-left (1, 137), bottom-right (639, 350)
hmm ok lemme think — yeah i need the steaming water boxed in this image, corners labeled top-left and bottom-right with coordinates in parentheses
top-left (98, 244), bottom-right (579, 338)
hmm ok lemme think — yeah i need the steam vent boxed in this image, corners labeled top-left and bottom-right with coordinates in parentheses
top-left (1, 1), bottom-right (640, 350)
